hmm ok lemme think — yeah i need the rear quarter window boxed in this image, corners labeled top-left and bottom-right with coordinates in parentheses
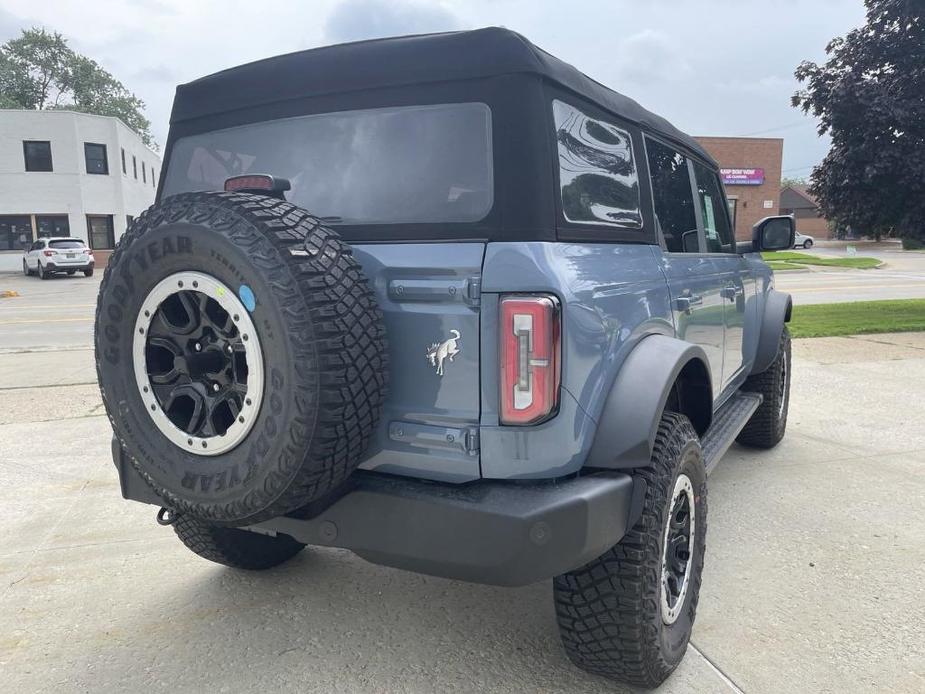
top-left (553, 100), bottom-right (643, 229)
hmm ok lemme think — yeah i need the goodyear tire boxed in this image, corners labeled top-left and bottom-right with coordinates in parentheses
top-left (554, 412), bottom-right (707, 689)
top-left (95, 192), bottom-right (388, 526)
top-left (737, 327), bottom-right (791, 448)
top-left (173, 515), bottom-right (306, 570)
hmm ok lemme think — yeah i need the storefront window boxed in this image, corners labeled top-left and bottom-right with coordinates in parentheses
top-left (0, 215), bottom-right (33, 251)
top-left (87, 215), bottom-right (115, 249)
top-left (36, 215), bottom-right (70, 238)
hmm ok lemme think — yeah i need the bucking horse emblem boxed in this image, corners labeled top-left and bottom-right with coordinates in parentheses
top-left (426, 329), bottom-right (461, 376)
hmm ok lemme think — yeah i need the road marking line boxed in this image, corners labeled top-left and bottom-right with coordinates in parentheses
top-left (785, 284), bottom-right (925, 293)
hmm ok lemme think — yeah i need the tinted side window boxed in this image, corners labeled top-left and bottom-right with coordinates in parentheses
top-left (693, 161), bottom-right (735, 252)
top-left (646, 138), bottom-right (697, 253)
top-left (553, 100), bottom-right (642, 229)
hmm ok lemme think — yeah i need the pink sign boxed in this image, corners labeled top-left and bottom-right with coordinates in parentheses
top-left (721, 168), bottom-right (764, 185)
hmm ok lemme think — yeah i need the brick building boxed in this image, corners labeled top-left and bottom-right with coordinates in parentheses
top-left (694, 136), bottom-right (783, 241)
top-left (780, 184), bottom-right (829, 236)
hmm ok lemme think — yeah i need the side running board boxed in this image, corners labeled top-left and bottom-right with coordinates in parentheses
top-left (701, 392), bottom-right (763, 475)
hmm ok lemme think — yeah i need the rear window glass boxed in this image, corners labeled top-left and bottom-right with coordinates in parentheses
top-left (553, 100), bottom-right (642, 229)
top-left (162, 103), bottom-right (493, 225)
top-left (48, 240), bottom-right (86, 249)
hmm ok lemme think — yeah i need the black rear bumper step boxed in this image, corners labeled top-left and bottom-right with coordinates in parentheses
top-left (112, 439), bottom-right (636, 587)
top-left (702, 391), bottom-right (763, 474)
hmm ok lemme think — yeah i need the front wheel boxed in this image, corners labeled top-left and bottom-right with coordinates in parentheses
top-left (554, 412), bottom-right (707, 689)
top-left (173, 515), bottom-right (306, 570)
top-left (803, 239), bottom-right (814, 249)
top-left (737, 327), bottom-right (791, 448)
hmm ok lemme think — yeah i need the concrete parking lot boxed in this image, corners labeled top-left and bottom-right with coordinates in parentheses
top-left (1, 268), bottom-right (923, 693)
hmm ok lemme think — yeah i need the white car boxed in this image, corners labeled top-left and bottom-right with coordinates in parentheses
top-left (23, 237), bottom-right (95, 279)
top-left (793, 231), bottom-right (815, 249)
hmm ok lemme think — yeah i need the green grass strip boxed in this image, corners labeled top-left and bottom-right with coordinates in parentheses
top-left (788, 299), bottom-right (925, 338)
top-left (762, 251), bottom-right (881, 269)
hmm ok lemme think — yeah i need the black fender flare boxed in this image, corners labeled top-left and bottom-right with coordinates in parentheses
top-left (585, 335), bottom-right (713, 470)
top-left (752, 289), bottom-right (792, 374)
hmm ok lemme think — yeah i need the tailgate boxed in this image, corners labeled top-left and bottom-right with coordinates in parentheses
top-left (351, 243), bottom-right (485, 482)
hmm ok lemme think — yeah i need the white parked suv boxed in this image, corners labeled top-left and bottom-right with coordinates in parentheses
top-left (793, 231), bottom-right (815, 249)
top-left (23, 237), bottom-right (95, 279)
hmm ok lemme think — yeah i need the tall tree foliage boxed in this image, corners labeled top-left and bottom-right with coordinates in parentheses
top-left (793, 0), bottom-right (924, 242)
top-left (0, 27), bottom-right (154, 148)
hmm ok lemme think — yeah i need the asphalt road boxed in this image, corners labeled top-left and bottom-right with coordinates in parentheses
top-left (774, 247), bottom-right (925, 305)
top-left (1, 269), bottom-right (924, 693)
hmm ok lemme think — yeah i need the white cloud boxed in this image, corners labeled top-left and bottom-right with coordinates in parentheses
top-left (325, 0), bottom-right (462, 43)
top-left (613, 29), bottom-right (693, 85)
top-left (0, 0), bottom-right (867, 171)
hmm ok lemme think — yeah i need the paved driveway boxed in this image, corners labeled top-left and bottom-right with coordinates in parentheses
top-left (1, 276), bottom-right (923, 693)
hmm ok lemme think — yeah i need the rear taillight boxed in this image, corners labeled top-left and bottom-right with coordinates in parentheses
top-left (43, 250), bottom-right (54, 257)
top-left (500, 295), bottom-right (561, 426)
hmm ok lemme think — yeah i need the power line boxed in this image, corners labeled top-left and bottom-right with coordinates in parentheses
top-left (781, 163), bottom-right (817, 173)
top-left (738, 120), bottom-right (818, 137)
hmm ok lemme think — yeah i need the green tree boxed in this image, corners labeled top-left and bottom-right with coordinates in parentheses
top-left (793, 0), bottom-right (924, 243)
top-left (0, 27), bottom-right (154, 147)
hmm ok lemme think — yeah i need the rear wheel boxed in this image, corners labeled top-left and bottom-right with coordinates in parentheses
top-left (554, 412), bottom-right (707, 689)
top-left (38, 263), bottom-right (48, 280)
top-left (83, 268), bottom-right (94, 277)
top-left (22, 260), bottom-right (30, 277)
top-left (737, 327), bottom-right (791, 448)
top-left (173, 514), bottom-right (305, 570)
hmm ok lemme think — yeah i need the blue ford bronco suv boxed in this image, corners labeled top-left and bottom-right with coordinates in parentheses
top-left (96, 28), bottom-right (794, 689)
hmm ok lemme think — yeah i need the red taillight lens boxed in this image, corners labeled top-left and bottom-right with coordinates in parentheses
top-left (224, 174), bottom-right (274, 192)
top-left (43, 250), bottom-right (54, 257)
top-left (500, 295), bottom-right (561, 426)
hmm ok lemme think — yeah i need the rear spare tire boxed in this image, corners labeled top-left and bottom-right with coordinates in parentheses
top-left (95, 192), bottom-right (388, 525)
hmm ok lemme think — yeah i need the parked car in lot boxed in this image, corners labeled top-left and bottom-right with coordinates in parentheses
top-left (794, 231), bottom-right (815, 249)
top-left (23, 237), bottom-right (94, 279)
top-left (96, 28), bottom-right (795, 690)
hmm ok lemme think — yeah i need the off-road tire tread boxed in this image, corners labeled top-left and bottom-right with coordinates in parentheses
top-left (737, 327), bottom-right (790, 448)
top-left (96, 192), bottom-right (388, 524)
top-left (553, 412), bottom-right (707, 689)
top-left (173, 514), bottom-right (305, 570)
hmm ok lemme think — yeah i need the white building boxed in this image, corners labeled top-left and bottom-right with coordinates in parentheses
top-left (0, 109), bottom-right (160, 265)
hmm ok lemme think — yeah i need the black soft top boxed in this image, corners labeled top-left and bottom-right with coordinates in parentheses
top-left (170, 27), bottom-right (711, 163)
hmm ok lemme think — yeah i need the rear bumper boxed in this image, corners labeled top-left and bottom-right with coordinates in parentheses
top-left (45, 261), bottom-right (94, 271)
top-left (112, 439), bottom-right (639, 586)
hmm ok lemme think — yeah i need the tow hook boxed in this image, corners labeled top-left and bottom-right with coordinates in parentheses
top-left (156, 507), bottom-right (180, 526)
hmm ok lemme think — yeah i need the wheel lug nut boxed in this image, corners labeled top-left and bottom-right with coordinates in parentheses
top-left (194, 343), bottom-right (202, 352)
top-left (212, 383), bottom-right (220, 392)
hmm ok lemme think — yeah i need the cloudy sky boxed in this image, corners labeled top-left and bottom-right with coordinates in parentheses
top-left (0, 0), bottom-right (867, 176)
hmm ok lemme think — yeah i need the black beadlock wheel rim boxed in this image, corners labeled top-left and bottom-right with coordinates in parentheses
top-left (132, 271), bottom-right (264, 456)
top-left (660, 473), bottom-right (696, 625)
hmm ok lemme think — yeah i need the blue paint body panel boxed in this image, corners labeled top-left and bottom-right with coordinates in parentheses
top-left (351, 243), bottom-right (485, 483)
top-left (347, 240), bottom-right (771, 483)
